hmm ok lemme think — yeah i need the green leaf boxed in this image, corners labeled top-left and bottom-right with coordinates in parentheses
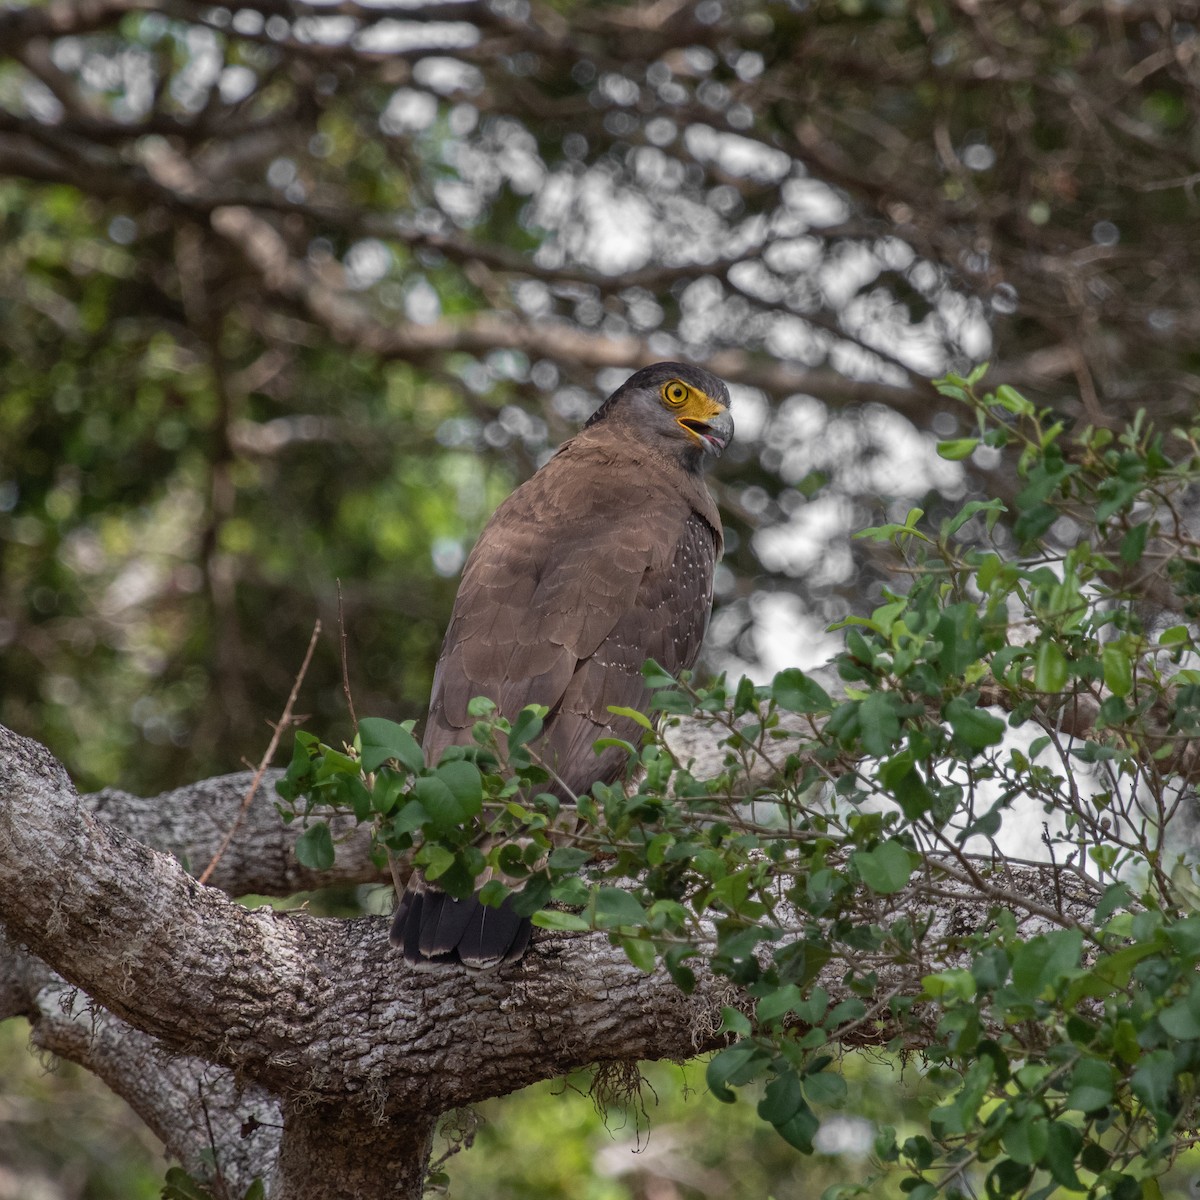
top-left (369, 770), bottom-right (406, 817)
top-left (1002, 1112), bottom-right (1049, 1166)
top-left (591, 737), bottom-right (639, 757)
top-left (1094, 881), bottom-right (1135, 924)
top-left (957, 1056), bottom-right (995, 1126)
top-left (621, 937), bottom-right (657, 972)
top-left (1157, 977), bottom-right (1200, 1039)
top-left (592, 886), bottom-right (645, 930)
top-left (706, 1043), bottom-right (765, 1102)
top-left (275, 731), bottom-right (321, 801)
top-left (477, 879), bottom-right (510, 908)
top-left (1119, 522), bottom-right (1149, 565)
top-left (854, 516), bottom-right (931, 545)
top-left (935, 379), bottom-right (968, 400)
top-left (1102, 644), bottom-right (1134, 698)
top-left (641, 659), bottom-right (677, 689)
top-left (1131, 1048), bottom-right (1175, 1126)
top-left (1067, 941), bottom-right (1159, 1003)
top-left (646, 833), bottom-right (674, 866)
top-left (1014, 501), bottom-right (1058, 544)
top-left (294, 821), bottom-right (335, 871)
top-left (994, 384), bottom-right (1033, 415)
top-left (358, 716), bottom-right (424, 774)
top-left (933, 604), bottom-right (982, 677)
top-left (389, 798), bottom-right (429, 836)
top-left (1044, 1121), bottom-right (1082, 1189)
top-left (772, 668), bottom-right (832, 714)
top-left (316, 748), bottom-right (359, 779)
top-left (649, 688), bottom-right (692, 715)
top-left (332, 773), bottom-right (372, 821)
top-left (758, 1069), bottom-right (804, 1125)
top-left (437, 758), bottom-right (484, 808)
top-left (1011, 930), bottom-right (1083, 999)
top-left (773, 1101), bottom-right (819, 1153)
top-left (508, 705), bottom-right (547, 749)
top-left (852, 840), bottom-right (915, 894)
top-left (945, 498), bottom-right (1007, 537)
top-left (936, 437), bottom-right (980, 461)
top-left (922, 968), bottom-right (976, 1002)
top-left (550, 877), bottom-right (589, 906)
top-left (1034, 641), bottom-right (1068, 693)
top-left (1165, 914), bottom-right (1200, 957)
top-left (858, 691), bottom-right (901, 757)
top-left (757, 984), bottom-right (804, 1025)
top-left (878, 753), bottom-right (933, 820)
top-left (547, 846), bottom-right (591, 872)
top-left (531, 909), bottom-right (590, 931)
top-left (242, 1181), bottom-right (266, 1200)
top-left (944, 697), bottom-right (1006, 750)
top-left (607, 705), bottom-right (654, 731)
top-left (411, 761), bottom-right (483, 835)
top-left (418, 843), bottom-right (455, 881)
top-left (1064, 1058), bottom-right (1114, 1113)
top-left (720, 1006), bottom-right (753, 1036)
top-left (803, 1068), bottom-right (847, 1107)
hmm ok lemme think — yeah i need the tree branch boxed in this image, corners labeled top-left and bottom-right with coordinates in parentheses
top-left (2, 929), bottom-right (280, 1194)
top-left (82, 771), bottom-right (383, 897)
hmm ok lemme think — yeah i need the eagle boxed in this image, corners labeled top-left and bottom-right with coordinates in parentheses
top-left (391, 361), bottom-right (733, 967)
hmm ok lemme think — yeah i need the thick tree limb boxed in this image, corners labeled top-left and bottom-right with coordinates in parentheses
top-left (83, 771), bottom-right (383, 897)
top-left (0, 725), bottom-right (729, 1101)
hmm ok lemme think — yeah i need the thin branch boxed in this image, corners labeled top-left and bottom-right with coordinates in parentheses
top-left (337, 580), bottom-right (358, 732)
top-left (197, 618), bottom-right (321, 887)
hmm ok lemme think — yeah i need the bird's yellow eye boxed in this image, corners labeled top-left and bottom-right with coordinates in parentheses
top-left (663, 381), bottom-right (689, 406)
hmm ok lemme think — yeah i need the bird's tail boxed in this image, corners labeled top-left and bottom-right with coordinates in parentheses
top-left (390, 881), bottom-right (532, 969)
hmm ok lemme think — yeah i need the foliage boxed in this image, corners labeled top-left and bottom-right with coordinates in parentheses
top-left (283, 376), bottom-right (1200, 1198)
top-left (440, 1058), bottom-right (937, 1200)
top-left (5, 0), bottom-right (1200, 796)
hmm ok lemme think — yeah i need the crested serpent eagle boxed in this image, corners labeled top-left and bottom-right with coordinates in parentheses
top-left (391, 362), bottom-right (733, 967)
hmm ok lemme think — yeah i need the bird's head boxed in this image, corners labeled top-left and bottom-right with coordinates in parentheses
top-left (585, 362), bottom-right (734, 466)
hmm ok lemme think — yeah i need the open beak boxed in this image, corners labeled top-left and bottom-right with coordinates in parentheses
top-left (679, 406), bottom-right (734, 456)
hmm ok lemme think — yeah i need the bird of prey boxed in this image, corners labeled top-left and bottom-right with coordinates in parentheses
top-left (391, 361), bottom-right (733, 968)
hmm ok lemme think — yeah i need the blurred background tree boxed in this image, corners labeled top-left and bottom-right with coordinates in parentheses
top-left (2, 0), bottom-right (1199, 1195)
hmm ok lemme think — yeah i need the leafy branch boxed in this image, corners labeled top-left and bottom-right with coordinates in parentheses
top-left (278, 371), bottom-right (1200, 1199)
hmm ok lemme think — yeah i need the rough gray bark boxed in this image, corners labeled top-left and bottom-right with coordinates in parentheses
top-left (0, 721), bottom-right (1099, 1198)
top-left (84, 770), bottom-right (382, 896)
top-left (0, 723), bottom-right (730, 1199)
top-left (4, 930), bottom-right (281, 1194)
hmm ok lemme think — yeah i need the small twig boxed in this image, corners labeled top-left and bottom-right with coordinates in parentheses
top-left (196, 1079), bottom-right (231, 1200)
top-left (1043, 819), bottom-right (1065, 913)
top-left (197, 619), bottom-right (322, 887)
top-left (335, 580), bottom-right (403, 896)
top-left (337, 578), bottom-right (358, 731)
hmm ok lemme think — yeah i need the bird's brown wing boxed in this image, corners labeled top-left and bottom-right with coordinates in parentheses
top-left (423, 440), bottom-right (719, 795)
top-left (542, 507), bottom-right (718, 793)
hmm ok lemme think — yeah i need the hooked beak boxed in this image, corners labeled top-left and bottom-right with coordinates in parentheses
top-left (679, 406), bottom-right (734, 456)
